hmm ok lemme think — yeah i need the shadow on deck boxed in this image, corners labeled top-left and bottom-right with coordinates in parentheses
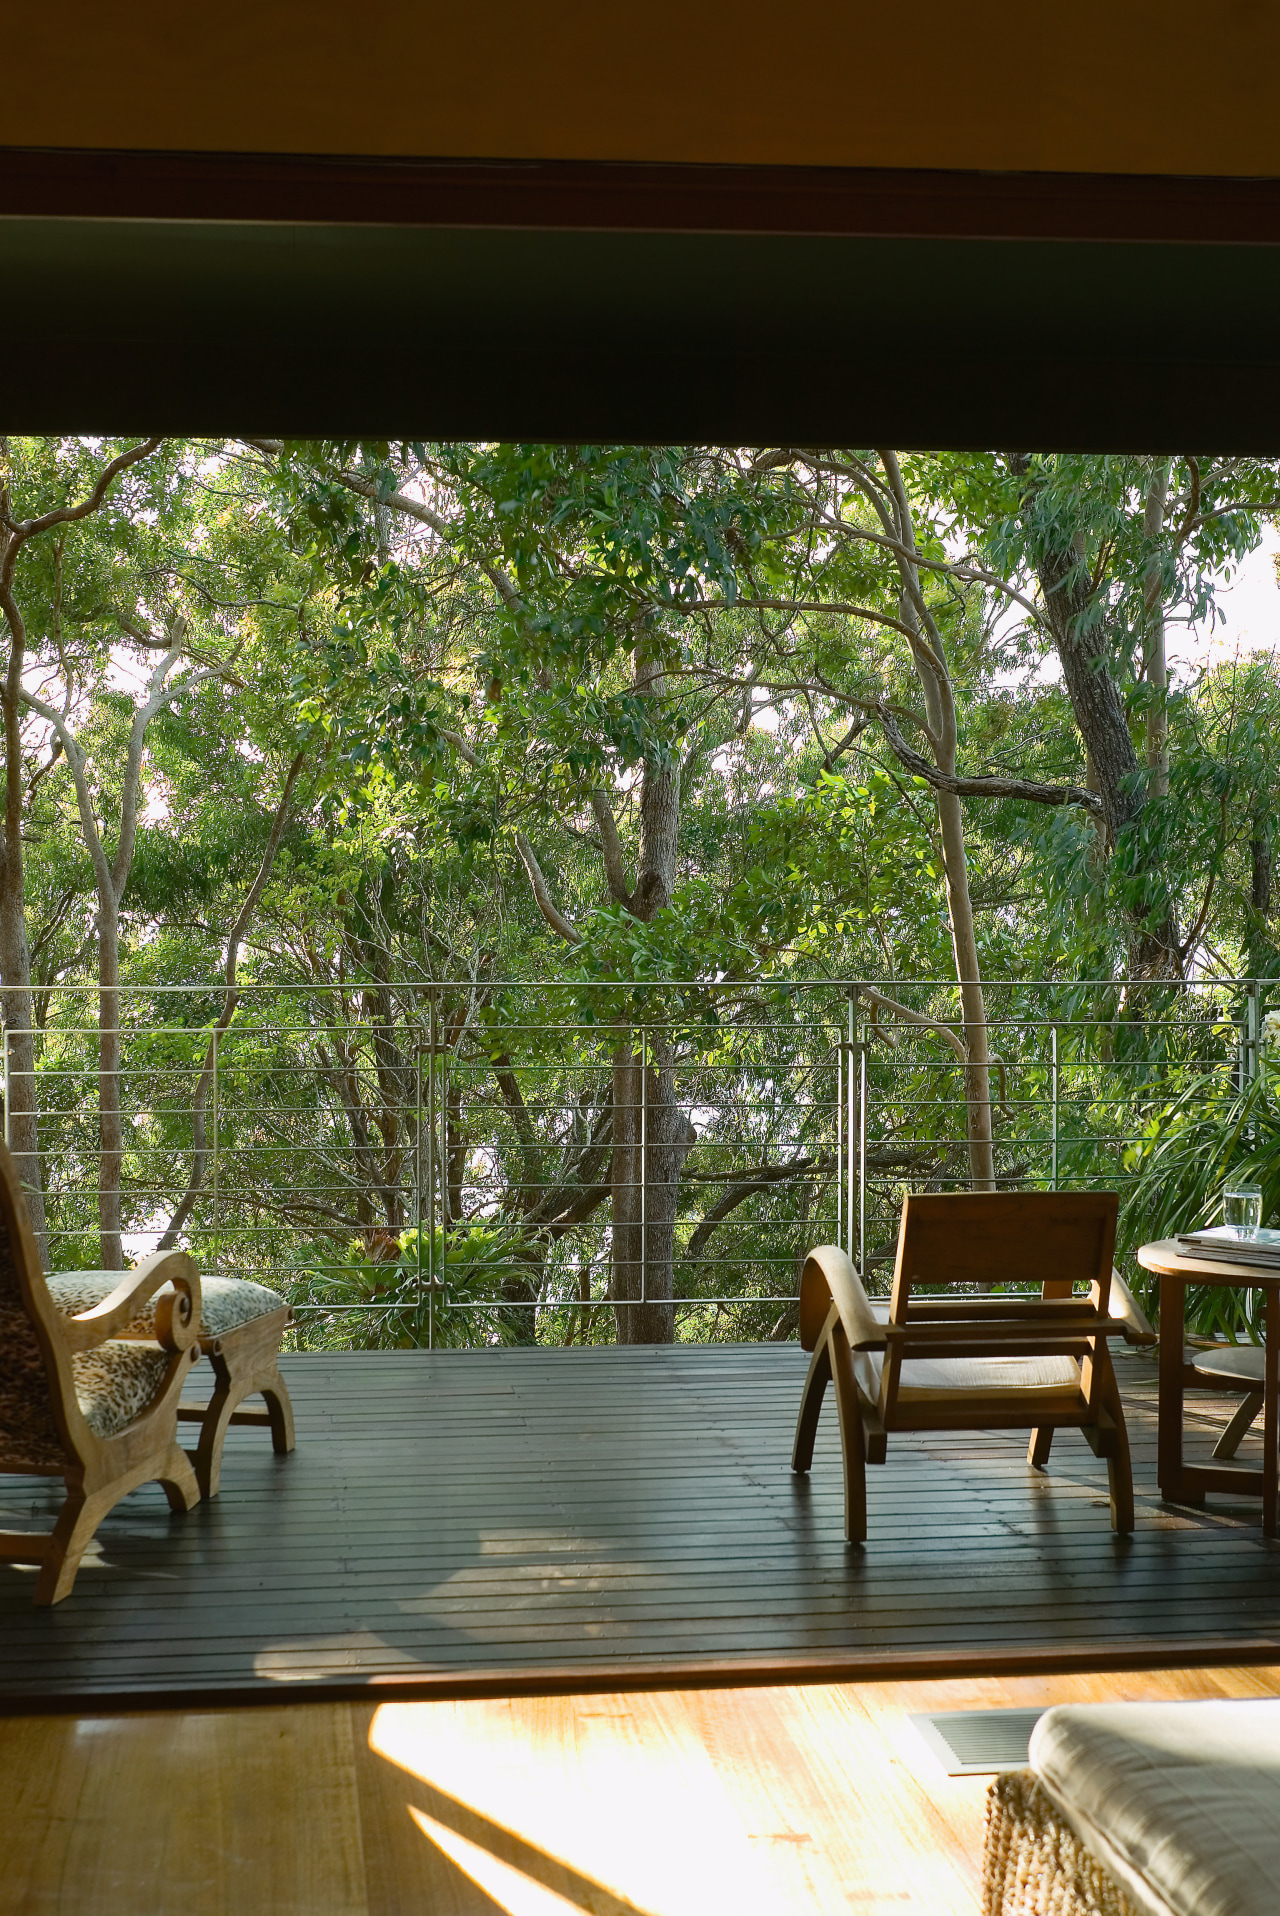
top-left (1, 1343), bottom-right (1278, 1708)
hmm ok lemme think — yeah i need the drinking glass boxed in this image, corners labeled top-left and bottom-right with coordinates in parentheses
top-left (1223, 1182), bottom-right (1263, 1239)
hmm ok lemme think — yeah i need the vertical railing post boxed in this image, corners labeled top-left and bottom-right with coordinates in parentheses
top-left (415, 1042), bottom-right (425, 1346)
top-left (845, 995), bottom-right (855, 1264)
top-left (1051, 1023), bottom-right (1059, 1192)
top-left (835, 1018), bottom-right (843, 1251)
top-left (858, 1037), bottom-right (867, 1281)
top-left (1246, 979), bottom-right (1261, 1085)
top-left (210, 1027), bottom-right (220, 1255)
top-left (428, 999), bottom-right (437, 1350)
top-left (639, 1027), bottom-right (647, 1306)
top-left (2, 1025), bottom-right (9, 1151)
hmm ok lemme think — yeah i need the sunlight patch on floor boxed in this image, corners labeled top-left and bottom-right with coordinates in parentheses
top-left (371, 1696), bottom-right (775, 1916)
top-left (409, 1806), bottom-right (626, 1916)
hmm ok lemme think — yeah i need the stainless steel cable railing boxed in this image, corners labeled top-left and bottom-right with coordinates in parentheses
top-left (1, 975), bottom-right (1267, 1346)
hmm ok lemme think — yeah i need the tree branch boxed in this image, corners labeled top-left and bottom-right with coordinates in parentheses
top-left (877, 704), bottom-right (1103, 816)
top-left (515, 834), bottom-right (581, 943)
top-left (590, 791), bottom-right (632, 904)
top-left (0, 438), bottom-right (163, 554)
top-left (859, 986), bottom-right (968, 1062)
top-left (244, 440), bottom-right (523, 612)
top-left (111, 615), bottom-right (187, 899)
top-left (684, 1154), bottom-right (835, 1263)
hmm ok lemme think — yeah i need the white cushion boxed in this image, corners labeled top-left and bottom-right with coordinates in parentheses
top-left (1030, 1699), bottom-right (1280, 1916)
top-left (855, 1292), bottom-right (1082, 1398)
top-left (854, 1346), bottom-right (1082, 1400)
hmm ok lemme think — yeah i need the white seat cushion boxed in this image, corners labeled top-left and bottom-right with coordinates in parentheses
top-left (47, 1271), bottom-right (287, 1339)
top-left (854, 1345), bottom-right (1082, 1401)
top-left (1031, 1699), bottom-right (1280, 1916)
top-left (855, 1292), bottom-right (1082, 1397)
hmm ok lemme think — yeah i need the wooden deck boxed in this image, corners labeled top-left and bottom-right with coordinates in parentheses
top-left (2, 1343), bottom-right (1279, 1707)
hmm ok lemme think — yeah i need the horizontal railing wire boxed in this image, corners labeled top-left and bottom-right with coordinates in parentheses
top-left (0, 974), bottom-right (1267, 1345)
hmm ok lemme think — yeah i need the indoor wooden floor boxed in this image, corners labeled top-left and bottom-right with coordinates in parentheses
top-left (4, 1664), bottom-right (1280, 1914)
top-left (2, 1343), bottom-right (1279, 1704)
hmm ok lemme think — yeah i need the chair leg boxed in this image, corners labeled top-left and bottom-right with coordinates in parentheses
top-left (192, 1370), bottom-right (240, 1500)
top-left (1027, 1426), bottom-right (1053, 1470)
top-left (185, 1320), bottom-right (296, 1496)
top-left (260, 1365), bottom-right (296, 1455)
top-left (792, 1338), bottom-right (831, 1475)
top-left (1213, 1391), bottom-right (1264, 1460)
top-left (157, 1443), bottom-right (201, 1513)
top-left (828, 1327), bottom-right (868, 1544)
top-left (34, 1486), bottom-right (104, 1606)
top-left (1097, 1358), bottom-right (1134, 1536)
top-left (34, 1441), bottom-right (201, 1607)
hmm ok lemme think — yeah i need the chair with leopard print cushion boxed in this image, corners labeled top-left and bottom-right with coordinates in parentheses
top-left (45, 1270), bottom-right (294, 1497)
top-left (0, 1141), bottom-right (202, 1604)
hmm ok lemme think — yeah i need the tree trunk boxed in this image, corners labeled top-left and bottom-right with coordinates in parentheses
top-left (1016, 460), bottom-right (1179, 976)
top-left (878, 452), bottom-right (994, 1191)
top-left (609, 637), bottom-right (690, 1341)
top-left (0, 533), bottom-right (48, 1264)
top-left (1247, 816), bottom-right (1276, 976)
top-left (609, 1037), bottom-right (692, 1344)
top-left (935, 785), bottom-right (995, 1189)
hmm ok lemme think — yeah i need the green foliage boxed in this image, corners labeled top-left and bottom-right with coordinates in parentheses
top-left (9, 436), bottom-right (1280, 1352)
top-left (287, 1224), bottom-right (536, 1350)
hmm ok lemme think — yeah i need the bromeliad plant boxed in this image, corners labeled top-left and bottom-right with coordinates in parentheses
top-left (285, 1223), bottom-right (538, 1349)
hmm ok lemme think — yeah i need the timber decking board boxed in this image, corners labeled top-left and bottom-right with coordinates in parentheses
top-left (1, 1343), bottom-right (1278, 1706)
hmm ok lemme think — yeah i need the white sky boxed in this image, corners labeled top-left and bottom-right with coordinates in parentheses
top-left (1177, 523), bottom-right (1280, 673)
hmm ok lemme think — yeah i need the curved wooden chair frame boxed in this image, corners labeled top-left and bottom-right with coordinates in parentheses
top-left (178, 1306), bottom-right (295, 1498)
top-left (0, 1144), bottom-right (203, 1604)
top-left (792, 1192), bottom-right (1146, 1542)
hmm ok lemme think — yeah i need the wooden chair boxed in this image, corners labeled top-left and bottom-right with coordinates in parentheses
top-left (45, 1271), bottom-right (295, 1498)
top-left (792, 1191), bottom-right (1140, 1540)
top-left (0, 1142), bottom-right (202, 1604)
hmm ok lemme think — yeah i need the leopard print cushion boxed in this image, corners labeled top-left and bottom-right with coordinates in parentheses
top-left (71, 1341), bottom-right (173, 1439)
top-left (0, 1205), bottom-right (70, 1470)
top-left (46, 1271), bottom-right (286, 1338)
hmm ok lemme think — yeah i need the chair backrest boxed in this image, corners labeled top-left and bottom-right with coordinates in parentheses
top-left (891, 1190), bottom-right (1119, 1307)
top-left (881, 1190), bottom-right (1120, 1420)
top-left (0, 1143), bottom-right (79, 1470)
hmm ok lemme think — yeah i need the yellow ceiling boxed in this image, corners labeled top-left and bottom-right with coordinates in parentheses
top-left (5, 0), bottom-right (1279, 176)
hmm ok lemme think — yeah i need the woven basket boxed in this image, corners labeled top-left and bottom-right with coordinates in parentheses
top-left (983, 1771), bottom-right (1141, 1916)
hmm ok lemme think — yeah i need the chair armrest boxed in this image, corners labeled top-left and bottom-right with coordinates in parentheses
top-left (799, 1245), bottom-right (887, 1353)
top-left (59, 1251), bottom-right (202, 1354)
top-left (1109, 1267), bottom-right (1157, 1347)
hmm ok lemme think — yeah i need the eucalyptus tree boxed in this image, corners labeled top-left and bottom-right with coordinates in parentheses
top-left (0, 437), bottom-right (166, 1259)
top-left (935, 453), bottom-right (1280, 978)
top-left (3, 438), bottom-right (326, 1267)
top-left (258, 441), bottom-right (784, 1339)
top-left (671, 451), bottom-right (1280, 1171)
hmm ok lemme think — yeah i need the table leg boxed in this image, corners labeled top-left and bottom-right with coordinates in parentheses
top-left (1265, 1288), bottom-right (1278, 1539)
top-left (1158, 1272), bottom-right (1189, 1504)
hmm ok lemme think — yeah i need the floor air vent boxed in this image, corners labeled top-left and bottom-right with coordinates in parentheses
top-left (906, 1707), bottom-right (1046, 1775)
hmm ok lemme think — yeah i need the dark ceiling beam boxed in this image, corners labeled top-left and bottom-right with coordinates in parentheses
top-left (5, 148), bottom-right (1280, 245)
